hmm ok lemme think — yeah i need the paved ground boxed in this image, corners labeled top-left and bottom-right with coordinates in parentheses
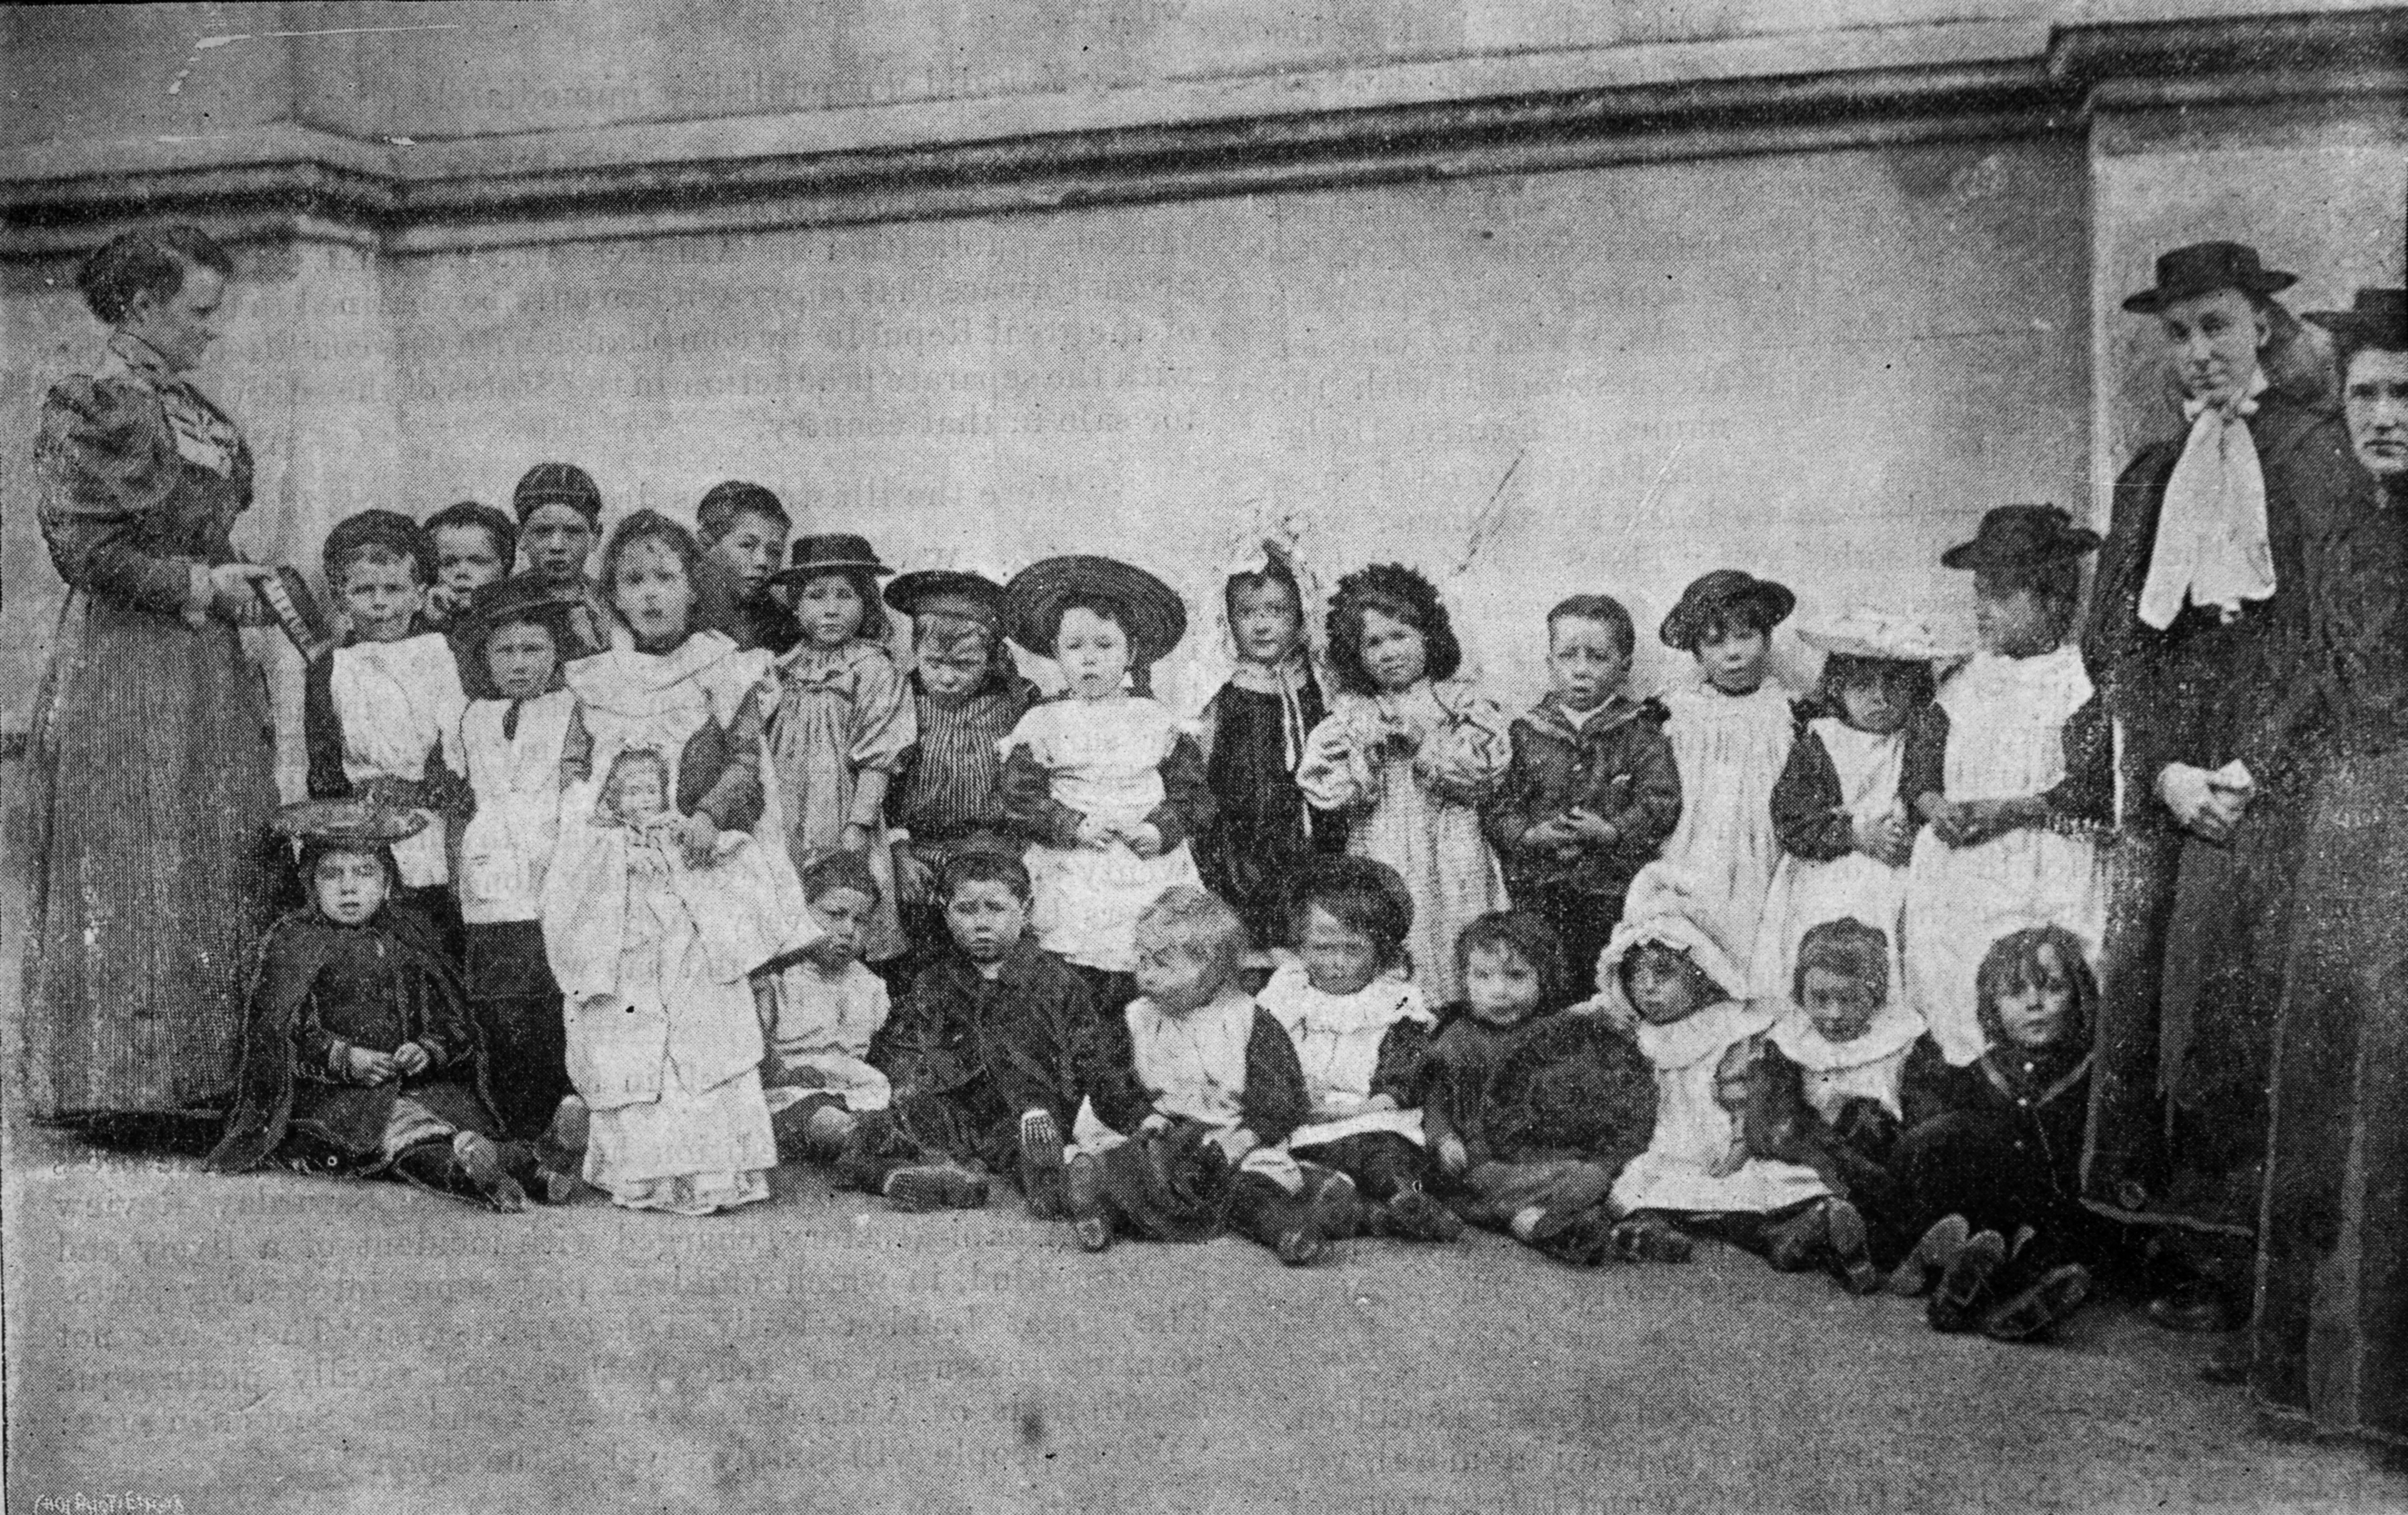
top-left (5, 1116), bottom-right (2404, 1515)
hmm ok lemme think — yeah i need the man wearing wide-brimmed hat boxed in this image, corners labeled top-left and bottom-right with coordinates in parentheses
top-left (2081, 241), bottom-right (2361, 1333)
top-left (2245, 288), bottom-right (2408, 1444)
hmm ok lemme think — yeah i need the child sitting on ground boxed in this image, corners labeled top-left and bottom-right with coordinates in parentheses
top-left (1482, 593), bottom-right (1681, 985)
top-left (1420, 912), bottom-right (1656, 1265)
top-left (304, 509), bottom-right (473, 954)
top-left (758, 852), bottom-right (924, 1191)
top-left (1886, 924), bottom-right (2163, 1343)
top-left (1258, 855), bottom-right (1459, 1241)
top-left (831, 848), bottom-right (1107, 1218)
top-left (207, 800), bottom-right (564, 1211)
top-left (1742, 917), bottom-right (1929, 1293)
top-left (1603, 877), bottom-right (1837, 1268)
top-left (1064, 887), bottom-right (1352, 1265)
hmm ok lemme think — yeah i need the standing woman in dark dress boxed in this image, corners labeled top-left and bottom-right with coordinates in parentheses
top-left (25, 224), bottom-right (283, 1125)
top-left (2082, 242), bottom-right (2359, 1330)
top-left (2249, 289), bottom-right (2408, 1451)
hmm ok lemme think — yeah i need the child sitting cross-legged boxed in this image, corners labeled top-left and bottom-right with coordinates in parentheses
top-left (1259, 855), bottom-right (1461, 1242)
top-left (820, 847), bottom-right (1109, 1219)
top-left (1420, 912), bottom-right (1656, 1266)
top-left (207, 799), bottom-right (569, 1211)
top-left (1062, 886), bottom-right (1356, 1266)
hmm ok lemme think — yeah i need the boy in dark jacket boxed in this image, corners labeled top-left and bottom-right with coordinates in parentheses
top-left (1483, 595), bottom-right (1681, 986)
top-left (831, 848), bottom-right (1105, 1217)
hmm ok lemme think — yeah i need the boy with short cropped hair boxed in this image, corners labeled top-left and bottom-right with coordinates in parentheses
top-left (694, 479), bottom-right (800, 652)
top-left (836, 848), bottom-right (1106, 1216)
top-left (1482, 594), bottom-right (1682, 984)
top-left (305, 508), bottom-right (473, 954)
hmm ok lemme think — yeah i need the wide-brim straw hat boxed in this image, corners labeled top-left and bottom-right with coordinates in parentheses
top-left (1939, 504), bottom-right (2102, 572)
top-left (1659, 569), bottom-right (1797, 651)
top-left (1006, 555), bottom-right (1188, 664)
top-left (1795, 606), bottom-right (1969, 663)
top-left (272, 797), bottom-right (428, 847)
top-left (2121, 241), bottom-right (2297, 315)
top-left (769, 534), bottom-right (893, 586)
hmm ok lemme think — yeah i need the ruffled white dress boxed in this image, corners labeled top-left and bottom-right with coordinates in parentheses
top-left (1258, 963), bottom-right (1431, 1148)
top-left (1763, 996), bottom-right (1925, 1122)
top-left (1901, 647), bottom-right (2108, 1065)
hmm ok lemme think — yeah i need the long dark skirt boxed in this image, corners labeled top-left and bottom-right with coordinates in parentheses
top-left (2251, 750), bottom-right (2408, 1446)
top-left (2087, 805), bottom-right (2302, 1235)
top-left (22, 593), bottom-right (281, 1118)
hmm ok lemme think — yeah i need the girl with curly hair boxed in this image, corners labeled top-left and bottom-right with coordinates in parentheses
top-left (1296, 564), bottom-right (1510, 1004)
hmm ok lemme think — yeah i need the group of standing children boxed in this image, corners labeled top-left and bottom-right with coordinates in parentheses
top-left (201, 462), bottom-right (2161, 1339)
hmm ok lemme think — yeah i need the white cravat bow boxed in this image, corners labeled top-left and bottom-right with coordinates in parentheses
top-left (2138, 372), bottom-right (2274, 630)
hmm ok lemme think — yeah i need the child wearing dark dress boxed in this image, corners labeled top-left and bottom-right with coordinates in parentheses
top-left (207, 800), bottom-right (565, 1210)
top-left (452, 576), bottom-right (581, 1139)
top-left (1742, 917), bottom-right (1928, 1293)
top-left (1482, 593), bottom-right (1681, 985)
top-left (1195, 548), bottom-right (1346, 952)
top-left (1421, 912), bottom-right (1655, 1265)
top-left (1259, 856), bottom-right (1460, 1242)
top-left (884, 570), bottom-right (1042, 964)
top-left (1062, 887), bottom-right (1354, 1265)
top-left (305, 510), bottom-right (475, 959)
top-left (827, 849), bottom-right (1108, 1218)
top-left (1885, 924), bottom-right (2157, 1342)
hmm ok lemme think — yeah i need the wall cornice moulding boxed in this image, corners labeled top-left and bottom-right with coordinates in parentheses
top-left (3, 8), bottom-right (2401, 260)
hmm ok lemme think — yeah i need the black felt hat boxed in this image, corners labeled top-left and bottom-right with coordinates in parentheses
top-left (769, 534), bottom-right (893, 586)
top-left (1939, 504), bottom-right (2102, 571)
top-left (2304, 287), bottom-right (2408, 352)
top-left (457, 572), bottom-right (585, 645)
top-left (272, 797), bottom-right (428, 847)
top-left (1005, 555), bottom-right (1188, 665)
top-left (885, 569), bottom-right (1010, 631)
top-left (320, 508), bottom-right (434, 585)
top-left (512, 462), bottom-right (602, 524)
top-left (1659, 570), bottom-right (1797, 651)
top-left (2121, 241), bottom-right (2297, 315)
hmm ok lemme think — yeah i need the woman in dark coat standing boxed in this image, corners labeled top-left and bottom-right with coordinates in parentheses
top-left (2081, 242), bottom-right (2360, 1329)
top-left (24, 224), bottom-right (283, 1124)
top-left (2249, 289), bottom-right (2408, 1450)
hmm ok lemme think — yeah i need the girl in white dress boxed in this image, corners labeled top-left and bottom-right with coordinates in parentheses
top-left (999, 556), bottom-right (1211, 1002)
top-left (1296, 564), bottom-right (1510, 1006)
top-left (1749, 607), bottom-right (1958, 1002)
top-left (1599, 877), bottom-right (1833, 1264)
top-left (542, 511), bottom-right (809, 1216)
top-left (1626, 570), bottom-right (1800, 978)
top-left (1902, 506), bottom-right (2113, 1065)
